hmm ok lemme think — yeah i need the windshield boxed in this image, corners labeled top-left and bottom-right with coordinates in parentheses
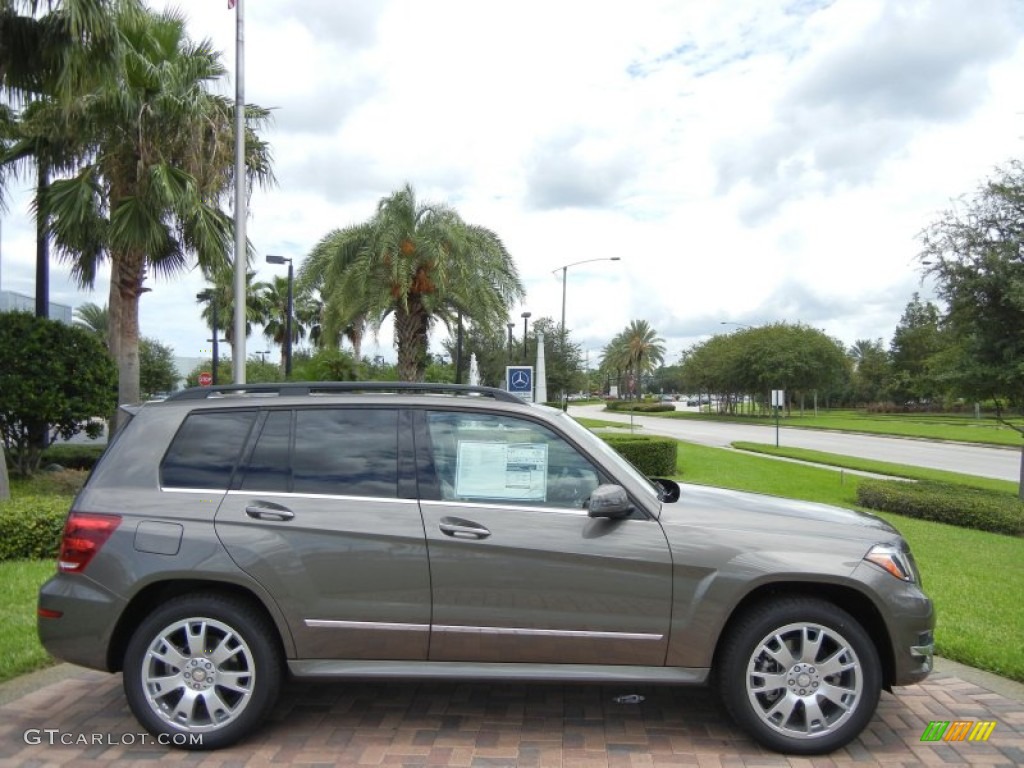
top-left (546, 407), bottom-right (661, 501)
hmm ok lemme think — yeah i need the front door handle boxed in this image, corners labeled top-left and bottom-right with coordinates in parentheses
top-left (245, 502), bottom-right (295, 521)
top-left (439, 517), bottom-right (491, 539)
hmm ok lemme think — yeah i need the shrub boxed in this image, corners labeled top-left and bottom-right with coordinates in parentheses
top-left (36, 444), bottom-right (106, 472)
top-left (602, 435), bottom-right (678, 476)
top-left (0, 495), bottom-right (70, 561)
top-left (605, 401), bottom-right (675, 414)
top-left (857, 479), bottom-right (1024, 537)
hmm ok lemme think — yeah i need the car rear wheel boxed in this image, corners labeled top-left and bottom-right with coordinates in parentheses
top-left (718, 597), bottom-right (881, 755)
top-left (123, 594), bottom-right (282, 750)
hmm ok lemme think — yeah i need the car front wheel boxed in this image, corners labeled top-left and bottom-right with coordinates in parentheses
top-left (123, 594), bottom-right (282, 750)
top-left (718, 597), bottom-right (881, 755)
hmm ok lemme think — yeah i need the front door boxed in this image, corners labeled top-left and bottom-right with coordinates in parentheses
top-left (416, 409), bottom-right (673, 666)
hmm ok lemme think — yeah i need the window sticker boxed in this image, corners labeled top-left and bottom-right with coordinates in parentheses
top-left (455, 441), bottom-right (548, 501)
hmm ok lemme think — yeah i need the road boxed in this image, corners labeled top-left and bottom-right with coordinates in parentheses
top-left (568, 404), bottom-right (1021, 483)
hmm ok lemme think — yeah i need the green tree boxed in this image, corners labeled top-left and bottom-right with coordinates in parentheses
top-left (0, 312), bottom-right (116, 475)
top-left (73, 300), bottom-right (109, 341)
top-left (848, 338), bottom-right (891, 405)
top-left (139, 337), bottom-right (178, 397)
top-left (602, 319), bottom-right (665, 398)
top-left (197, 266), bottom-right (271, 360)
top-left (1, 1), bottom-right (135, 317)
top-left (43, 5), bottom-right (272, 416)
top-left (919, 159), bottom-right (1024, 495)
top-left (262, 275), bottom-right (305, 369)
top-left (888, 293), bottom-right (946, 405)
top-left (299, 184), bottom-right (524, 382)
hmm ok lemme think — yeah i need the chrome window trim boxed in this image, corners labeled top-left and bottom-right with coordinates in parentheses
top-left (159, 488), bottom-right (418, 504)
top-left (420, 498), bottom-right (591, 516)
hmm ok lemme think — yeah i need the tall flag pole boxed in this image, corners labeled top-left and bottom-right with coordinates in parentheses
top-left (232, 0), bottom-right (247, 383)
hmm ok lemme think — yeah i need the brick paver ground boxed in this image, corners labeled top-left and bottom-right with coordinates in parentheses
top-left (1, 663), bottom-right (1021, 767)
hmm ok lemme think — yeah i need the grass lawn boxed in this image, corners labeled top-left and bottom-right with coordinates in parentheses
top-left (0, 559), bottom-right (57, 683)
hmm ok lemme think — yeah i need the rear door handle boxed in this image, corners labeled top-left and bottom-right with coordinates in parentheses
top-left (245, 502), bottom-right (295, 522)
top-left (439, 517), bottom-right (491, 539)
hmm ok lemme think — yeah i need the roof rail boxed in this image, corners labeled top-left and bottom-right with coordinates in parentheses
top-left (164, 381), bottom-right (525, 404)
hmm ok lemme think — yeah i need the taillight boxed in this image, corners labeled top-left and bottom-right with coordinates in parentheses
top-left (58, 513), bottom-right (122, 573)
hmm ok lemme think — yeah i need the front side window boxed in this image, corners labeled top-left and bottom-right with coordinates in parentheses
top-left (161, 410), bottom-right (257, 489)
top-left (425, 411), bottom-right (603, 508)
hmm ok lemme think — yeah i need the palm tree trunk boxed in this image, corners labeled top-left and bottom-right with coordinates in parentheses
top-left (393, 301), bottom-right (428, 382)
top-left (111, 251), bottom-right (144, 428)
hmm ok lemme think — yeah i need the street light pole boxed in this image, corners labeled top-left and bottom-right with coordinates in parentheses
top-left (197, 290), bottom-right (220, 385)
top-left (266, 255), bottom-right (294, 377)
top-left (521, 311), bottom-right (531, 364)
top-left (553, 257), bottom-right (620, 408)
top-left (554, 257), bottom-right (621, 337)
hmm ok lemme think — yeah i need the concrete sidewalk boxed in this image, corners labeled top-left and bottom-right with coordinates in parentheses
top-left (0, 658), bottom-right (1021, 766)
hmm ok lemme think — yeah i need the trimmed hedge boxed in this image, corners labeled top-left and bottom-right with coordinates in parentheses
top-left (602, 434), bottom-right (678, 477)
top-left (5, 443), bottom-right (105, 472)
top-left (0, 495), bottom-right (69, 561)
top-left (857, 479), bottom-right (1024, 537)
top-left (605, 401), bottom-right (676, 413)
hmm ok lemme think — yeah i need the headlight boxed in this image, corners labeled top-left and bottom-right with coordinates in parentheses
top-left (864, 543), bottom-right (920, 584)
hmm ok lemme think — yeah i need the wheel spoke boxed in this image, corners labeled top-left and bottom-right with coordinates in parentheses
top-left (171, 688), bottom-right (200, 725)
top-left (799, 627), bottom-right (824, 663)
top-left (763, 635), bottom-right (797, 667)
top-left (186, 621), bottom-right (209, 658)
top-left (199, 688), bottom-right (234, 723)
top-left (817, 648), bottom-right (856, 678)
top-left (764, 691), bottom-right (799, 723)
top-left (803, 696), bottom-right (828, 732)
top-left (145, 672), bottom-right (185, 691)
top-left (209, 632), bottom-right (243, 666)
top-left (749, 672), bottom-right (788, 693)
top-left (216, 671), bottom-right (253, 695)
top-left (818, 681), bottom-right (856, 708)
top-left (150, 644), bottom-right (188, 670)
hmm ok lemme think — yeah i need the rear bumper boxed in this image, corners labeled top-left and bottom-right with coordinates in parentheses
top-left (37, 573), bottom-right (124, 672)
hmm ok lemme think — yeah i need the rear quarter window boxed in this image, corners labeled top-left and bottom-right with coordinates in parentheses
top-left (160, 410), bottom-right (257, 490)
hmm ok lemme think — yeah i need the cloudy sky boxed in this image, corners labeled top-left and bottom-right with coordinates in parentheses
top-left (2, 0), bottom-right (1023, 367)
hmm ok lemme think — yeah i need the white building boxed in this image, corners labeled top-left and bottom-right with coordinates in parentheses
top-left (0, 290), bottom-right (73, 325)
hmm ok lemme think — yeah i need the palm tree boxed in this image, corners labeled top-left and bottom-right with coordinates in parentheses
top-left (262, 275), bottom-right (306, 369)
top-left (299, 184), bottom-right (524, 381)
top-left (73, 301), bottom-right (108, 341)
top-left (603, 320), bottom-right (665, 398)
top-left (1, 1), bottom-right (133, 316)
top-left (197, 267), bottom-right (270, 362)
top-left (41, 5), bottom-right (272, 414)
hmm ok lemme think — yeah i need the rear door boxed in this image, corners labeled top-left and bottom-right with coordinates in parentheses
top-left (415, 409), bottom-right (673, 666)
top-left (215, 407), bottom-right (431, 660)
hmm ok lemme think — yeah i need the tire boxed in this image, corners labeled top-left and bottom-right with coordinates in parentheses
top-left (718, 597), bottom-right (881, 755)
top-left (123, 593), bottom-right (283, 750)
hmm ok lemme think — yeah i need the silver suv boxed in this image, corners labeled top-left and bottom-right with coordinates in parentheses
top-left (37, 383), bottom-right (934, 754)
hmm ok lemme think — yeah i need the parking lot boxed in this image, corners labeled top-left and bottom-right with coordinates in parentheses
top-left (1, 659), bottom-right (1022, 766)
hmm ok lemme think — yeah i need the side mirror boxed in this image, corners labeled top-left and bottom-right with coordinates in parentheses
top-left (586, 484), bottom-right (634, 519)
top-left (651, 477), bottom-right (680, 503)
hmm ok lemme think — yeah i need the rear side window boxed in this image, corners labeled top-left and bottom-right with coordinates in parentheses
top-left (292, 409), bottom-right (398, 497)
top-left (161, 411), bottom-right (257, 490)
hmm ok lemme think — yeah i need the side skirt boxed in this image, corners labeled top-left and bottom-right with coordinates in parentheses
top-left (288, 659), bottom-right (709, 685)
